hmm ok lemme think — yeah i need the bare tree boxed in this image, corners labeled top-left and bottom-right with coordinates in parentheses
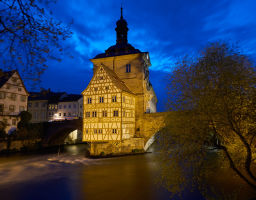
top-left (0, 0), bottom-right (72, 87)
top-left (159, 42), bottom-right (256, 199)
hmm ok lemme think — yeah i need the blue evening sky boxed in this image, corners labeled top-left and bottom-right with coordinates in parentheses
top-left (40, 0), bottom-right (256, 112)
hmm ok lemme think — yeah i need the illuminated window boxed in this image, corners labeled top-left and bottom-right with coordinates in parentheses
top-left (126, 64), bottom-right (131, 73)
top-left (85, 112), bottom-right (90, 117)
top-left (113, 110), bottom-right (118, 117)
top-left (123, 111), bottom-right (125, 117)
top-left (102, 111), bottom-right (107, 117)
top-left (112, 96), bottom-right (117, 102)
top-left (99, 97), bottom-right (104, 103)
top-left (92, 111), bottom-right (97, 117)
top-left (123, 96), bottom-right (125, 103)
top-left (112, 129), bottom-right (117, 134)
top-left (55, 105), bottom-right (58, 109)
top-left (94, 129), bottom-right (97, 133)
top-left (87, 98), bottom-right (92, 104)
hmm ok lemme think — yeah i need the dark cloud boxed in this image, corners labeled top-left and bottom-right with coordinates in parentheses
top-left (39, 0), bottom-right (256, 111)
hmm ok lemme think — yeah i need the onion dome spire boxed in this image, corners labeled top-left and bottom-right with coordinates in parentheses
top-left (115, 5), bottom-right (128, 45)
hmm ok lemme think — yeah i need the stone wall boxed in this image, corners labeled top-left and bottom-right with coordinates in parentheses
top-left (0, 139), bottom-right (41, 152)
top-left (90, 137), bottom-right (145, 156)
top-left (140, 112), bottom-right (170, 144)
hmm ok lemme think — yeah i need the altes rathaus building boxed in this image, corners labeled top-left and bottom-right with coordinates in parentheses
top-left (82, 8), bottom-right (160, 155)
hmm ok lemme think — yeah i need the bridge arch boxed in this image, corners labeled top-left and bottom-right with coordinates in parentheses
top-left (140, 112), bottom-right (169, 151)
top-left (42, 119), bottom-right (83, 146)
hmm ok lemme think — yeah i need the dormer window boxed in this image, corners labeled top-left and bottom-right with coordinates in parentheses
top-left (126, 64), bottom-right (131, 73)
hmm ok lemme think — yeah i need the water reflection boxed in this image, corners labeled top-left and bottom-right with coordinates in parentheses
top-left (80, 154), bottom-right (168, 200)
top-left (0, 144), bottom-right (205, 200)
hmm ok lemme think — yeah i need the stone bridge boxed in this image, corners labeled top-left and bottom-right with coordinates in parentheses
top-left (139, 112), bottom-right (170, 150)
top-left (90, 112), bottom-right (170, 156)
top-left (40, 112), bottom-right (169, 154)
top-left (42, 119), bottom-right (82, 146)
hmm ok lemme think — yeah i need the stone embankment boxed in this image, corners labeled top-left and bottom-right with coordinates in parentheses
top-left (0, 139), bottom-right (41, 153)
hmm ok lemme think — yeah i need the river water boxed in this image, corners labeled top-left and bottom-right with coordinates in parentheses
top-left (0, 144), bottom-right (205, 200)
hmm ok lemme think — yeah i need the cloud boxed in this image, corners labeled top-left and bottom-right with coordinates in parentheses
top-left (37, 0), bottom-right (256, 107)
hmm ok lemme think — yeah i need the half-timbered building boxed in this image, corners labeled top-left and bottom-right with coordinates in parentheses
top-left (82, 64), bottom-right (135, 142)
top-left (82, 8), bottom-right (157, 144)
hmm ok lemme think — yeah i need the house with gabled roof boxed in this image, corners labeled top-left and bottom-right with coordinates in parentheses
top-left (0, 70), bottom-right (29, 133)
top-left (28, 89), bottom-right (68, 122)
top-left (82, 64), bottom-right (136, 141)
top-left (56, 94), bottom-right (83, 121)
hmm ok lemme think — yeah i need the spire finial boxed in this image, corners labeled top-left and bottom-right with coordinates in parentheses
top-left (121, 4), bottom-right (123, 19)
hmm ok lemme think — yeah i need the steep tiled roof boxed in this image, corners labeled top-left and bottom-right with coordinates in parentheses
top-left (0, 70), bottom-right (15, 88)
top-left (94, 43), bottom-right (141, 59)
top-left (0, 70), bottom-right (28, 95)
top-left (28, 90), bottom-right (66, 103)
top-left (101, 64), bottom-right (133, 94)
top-left (59, 94), bottom-right (82, 102)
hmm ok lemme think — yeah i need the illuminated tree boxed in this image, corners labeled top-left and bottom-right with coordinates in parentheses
top-left (159, 43), bottom-right (256, 198)
top-left (0, 0), bottom-right (71, 87)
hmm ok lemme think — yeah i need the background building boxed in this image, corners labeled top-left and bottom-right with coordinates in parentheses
top-left (0, 70), bottom-right (29, 133)
top-left (54, 94), bottom-right (83, 121)
top-left (28, 89), bottom-right (66, 122)
top-left (28, 90), bottom-right (83, 123)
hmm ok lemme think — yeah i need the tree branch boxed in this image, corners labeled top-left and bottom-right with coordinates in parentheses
top-left (218, 144), bottom-right (256, 190)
